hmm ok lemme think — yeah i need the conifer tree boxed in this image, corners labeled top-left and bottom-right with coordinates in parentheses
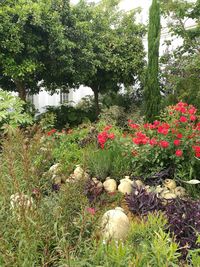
top-left (144, 0), bottom-right (161, 121)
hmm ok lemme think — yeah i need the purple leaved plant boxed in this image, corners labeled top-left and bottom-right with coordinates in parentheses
top-left (84, 179), bottom-right (104, 203)
top-left (126, 185), bottom-right (164, 216)
top-left (164, 198), bottom-right (200, 258)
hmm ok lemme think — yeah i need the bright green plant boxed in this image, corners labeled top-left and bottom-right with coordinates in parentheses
top-left (187, 235), bottom-right (200, 267)
top-left (0, 90), bottom-right (32, 133)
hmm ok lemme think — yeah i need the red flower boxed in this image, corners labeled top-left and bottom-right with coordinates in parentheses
top-left (193, 146), bottom-right (200, 157)
top-left (47, 129), bottom-right (56, 136)
top-left (104, 125), bottom-right (112, 131)
top-left (190, 115), bottom-right (196, 121)
top-left (188, 106), bottom-right (197, 115)
top-left (129, 123), bottom-right (139, 129)
top-left (179, 116), bottom-right (187, 123)
top-left (108, 133), bottom-right (115, 139)
top-left (175, 150), bottom-right (183, 157)
top-left (160, 140), bottom-right (169, 148)
top-left (149, 138), bottom-right (157, 146)
top-left (176, 133), bottom-right (183, 139)
top-left (133, 132), bottom-right (149, 145)
top-left (157, 126), bottom-right (169, 135)
top-left (153, 120), bottom-right (160, 126)
top-left (174, 139), bottom-right (181, 146)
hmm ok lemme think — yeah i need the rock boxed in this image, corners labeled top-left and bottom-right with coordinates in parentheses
top-left (161, 191), bottom-right (177, 200)
top-left (92, 178), bottom-right (103, 189)
top-left (118, 177), bottom-right (133, 194)
top-left (101, 207), bottom-right (130, 241)
top-left (74, 165), bottom-right (88, 180)
top-left (145, 185), bottom-right (152, 193)
top-left (49, 163), bottom-right (60, 174)
top-left (133, 179), bottom-right (144, 188)
top-left (52, 174), bottom-right (62, 185)
top-left (163, 179), bottom-right (176, 190)
top-left (173, 186), bottom-right (186, 197)
top-left (155, 185), bottom-right (164, 194)
top-left (10, 193), bottom-right (33, 211)
top-left (103, 177), bottom-right (117, 193)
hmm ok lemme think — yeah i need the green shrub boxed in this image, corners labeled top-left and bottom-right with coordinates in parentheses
top-left (40, 104), bottom-right (96, 130)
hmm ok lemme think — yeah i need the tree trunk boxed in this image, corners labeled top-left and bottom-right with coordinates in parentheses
top-left (92, 87), bottom-right (100, 118)
top-left (14, 80), bottom-right (26, 101)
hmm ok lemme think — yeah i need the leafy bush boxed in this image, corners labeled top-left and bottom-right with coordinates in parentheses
top-left (97, 102), bottom-right (200, 193)
top-left (40, 104), bottom-right (96, 130)
top-left (0, 90), bottom-right (33, 133)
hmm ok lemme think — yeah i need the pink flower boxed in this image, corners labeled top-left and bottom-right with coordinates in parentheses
top-left (175, 150), bottom-right (183, 157)
top-left (86, 207), bottom-right (96, 215)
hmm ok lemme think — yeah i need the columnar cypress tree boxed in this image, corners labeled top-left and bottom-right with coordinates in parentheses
top-left (144, 0), bottom-right (161, 122)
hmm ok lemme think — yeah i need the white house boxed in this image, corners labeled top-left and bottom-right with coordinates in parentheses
top-left (31, 0), bottom-right (196, 113)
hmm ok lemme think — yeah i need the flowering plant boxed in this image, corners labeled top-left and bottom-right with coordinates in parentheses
top-left (127, 102), bottom-right (200, 180)
top-left (97, 102), bottom-right (200, 183)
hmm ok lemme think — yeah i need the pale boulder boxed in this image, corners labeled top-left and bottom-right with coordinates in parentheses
top-left (103, 177), bottom-right (117, 193)
top-left (173, 186), bottom-right (186, 197)
top-left (118, 177), bottom-right (133, 195)
top-left (73, 165), bottom-right (89, 180)
top-left (163, 179), bottom-right (177, 190)
top-left (101, 207), bottom-right (130, 241)
top-left (92, 178), bottom-right (103, 189)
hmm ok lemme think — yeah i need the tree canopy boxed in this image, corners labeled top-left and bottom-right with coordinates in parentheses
top-left (69, 0), bottom-right (146, 115)
top-left (0, 0), bottom-right (145, 114)
top-left (0, 0), bottom-right (74, 100)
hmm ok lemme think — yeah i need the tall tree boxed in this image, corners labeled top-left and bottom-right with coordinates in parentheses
top-left (0, 0), bottom-right (74, 100)
top-left (71, 0), bottom-right (145, 116)
top-left (144, 0), bottom-right (161, 121)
